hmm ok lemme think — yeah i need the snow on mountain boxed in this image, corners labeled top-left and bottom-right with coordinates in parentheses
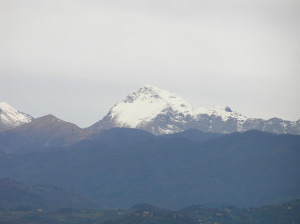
top-left (89, 85), bottom-right (256, 134)
top-left (109, 84), bottom-right (193, 128)
top-left (89, 85), bottom-right (300, 135)
top-left (107, 85), bottom-right (247, 128)
top-left (194, 105), bottom-right (247, 122)
top-left (0, 102), bottom-right (34, 131)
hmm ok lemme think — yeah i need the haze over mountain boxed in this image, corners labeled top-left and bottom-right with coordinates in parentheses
top-left (89, 85), bottom-right (300, 135)
top-left (1, 1), bottom-right (300, 221)
top-left (0, 99), bottom-right (299, 209)
top-left (0, 178), bottom-right (96, 210)
top-left (1, 129), bottom-right (299, 209)
top-left (0, 102), bottom-right (33, 131)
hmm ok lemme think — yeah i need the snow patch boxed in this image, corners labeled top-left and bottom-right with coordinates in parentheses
top-left (0, 102), bottom-right (33, 128)
top-left (110, 85), bottom-right (193, 128)
top-left (108, 85), bottom-right (248, 129)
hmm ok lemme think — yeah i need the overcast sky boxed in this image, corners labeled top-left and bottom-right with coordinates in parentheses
top-left (1, 0), bottom-right (299, 128)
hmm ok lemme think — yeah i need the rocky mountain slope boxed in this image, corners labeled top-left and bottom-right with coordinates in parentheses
top-left (89, 85), bottom-right (300, 135)
top-left (0, 102), bottom-right (33, 131)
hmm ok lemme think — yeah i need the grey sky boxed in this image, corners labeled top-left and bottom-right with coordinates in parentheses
top-left (1, 0), bottom-right (300, 128)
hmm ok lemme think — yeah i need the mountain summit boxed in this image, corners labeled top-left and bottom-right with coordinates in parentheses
top-left (0, 102), bottom-right (33, 131)
top-left (89, 85), bottom-right (300, 135)
top-left (101, 84), bottom-right (196, 129)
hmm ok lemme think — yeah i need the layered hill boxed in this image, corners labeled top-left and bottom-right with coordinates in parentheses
top-left (1, 129), bottom-right (299, 209)
top-left (89, 85), bottom-right (300, 135)
top-left (0, 178), bottom-right (96, 210)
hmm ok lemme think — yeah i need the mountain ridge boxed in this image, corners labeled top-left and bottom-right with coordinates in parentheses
top-left (89, 85), bottom-right (300, 135)
top-left (2, 85), bottom-right (300, 135)
top-left (0, 114), bottom-right (89, 154)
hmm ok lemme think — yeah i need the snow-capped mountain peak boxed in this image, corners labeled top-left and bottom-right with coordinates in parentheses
top-left (109, 85), bottom-right (193, 128)
top-left (89, 85), bottom-right (249, 134)
top-left (0, 102), bottom-right (34, 131)
top-left (89, 85), bottom-right (300, 135)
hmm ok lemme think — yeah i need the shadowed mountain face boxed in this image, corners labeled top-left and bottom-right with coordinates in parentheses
top-left (90, 128), bottom-right (156, 147)
top-left (0, 178), bottom-right (96, 210)
top-left (1, 129), bottom-right (299, 209)
top-left (88, 85), bottom-right (300, 135)
top-left (0, 115), bottom-right (89, 154)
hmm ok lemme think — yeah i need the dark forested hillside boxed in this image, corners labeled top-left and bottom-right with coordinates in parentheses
top-left (0, 178), bottom-right (96, 210)
top-left (0, 129), bottom-right (299, 209)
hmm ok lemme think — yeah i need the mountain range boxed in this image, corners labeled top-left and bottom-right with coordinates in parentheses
top-left (1, 85), bottom-right (300, 136)
top-left (89, 85), bottom-right (300, 135)
top-left (0, 85), bottom-right (300, 209)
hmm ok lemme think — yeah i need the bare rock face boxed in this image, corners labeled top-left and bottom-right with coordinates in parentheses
top-left (89, 85), bottom-right (300, 135)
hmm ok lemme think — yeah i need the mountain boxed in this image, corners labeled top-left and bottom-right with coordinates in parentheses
top-left (0, 178), bottom-right (96, 210)
top-left (1, 130), bottom-right (299, 209)
top-left (89, 85), bottom-right (300, 135)
top-left (90, 128), bottom-right (155, 148)
top-left (0, 114), bottom-right (89, 154)
top-left (0, 102), bottom-right (33, 131)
